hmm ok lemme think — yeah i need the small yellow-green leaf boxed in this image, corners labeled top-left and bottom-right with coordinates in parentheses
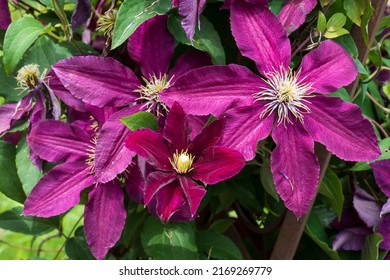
top-left (326, 13), bottom-right (347, 32)
top-left (324, 28), bottom-right (349, 39)
top-left (317, 11), bottom-right (327, 33)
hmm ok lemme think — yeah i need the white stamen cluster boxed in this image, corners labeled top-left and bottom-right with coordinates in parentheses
top-left (135, 74), bottom-right (172, 116)
top-left (169, 149), bottom-right (195, 174)
top-left (253, 67), bottom-right (313, 126)
top-left (16, 64), bottom-right (43, 90)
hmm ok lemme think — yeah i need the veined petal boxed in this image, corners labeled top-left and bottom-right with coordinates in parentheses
top-left (125, 159), bottom-right (146, 204)
top-left (154, 180), bottom-right (186, 223)
top-left (187, 114), bottom-right (209, 141)
top-left (126, 129), bottom-right (172, 171)
top-left (144, 171), bottom-right (177, 206)
top-left (84, 180), bottom-right (126, 260)
top-left (277, 0), bottom-right (317, 35)
top-left (71, 0), bottom-right (91, 29)
top-left (302, 95), bottom-right (380, 161)
top-left (191, 147), bottom-right (245, 185)
top-left (163, 102), bottom-right (190, 152)
top-left (230, 0), bottom-right (291, 75)
top-left (378, 216), bottom-right (390, 250)
top-left (94, 106), bottom-right (141, 183)
top-left (28, 120), bottom-right (92, 163)
top-left (380, 199), bottom-right (390, 217)
top-left (271, 121), bottom-right (319, 218)
top-left (53, 56), bottom-right (140, 107)
top-left (353, 187), bottom-right (381, 227)
top-left (127, 15), bottom-right (174, 77)
top-left (332, 227), bottom-right (371, 251)
top-left (219, 105), bottom-right (274, 161)
top-left (0, 104), bottom-right (18, 135)
top-left (178, 176), bottom-right (206, 217)
top-left (299, 40), bottom-right (357, 94)
top-left (371, 159), bottom-right (390, 197)
top-left (189, 118), bottom-right (224, 158)
top-left (29, 93), bottom-right (45, 129)
top-left (0, 0), bottom-right (11, 29)
top-left (178, 0), bottom-right (206, 41)
top-left (160, 64), bottom-right (262, 117)
top-left (23, 162), bottom-right (94, 217)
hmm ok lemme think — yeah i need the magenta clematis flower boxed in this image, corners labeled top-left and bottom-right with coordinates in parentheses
top-left (371, 159), bottom-right (390, 198)
top-left (125, 102), bottom-right (245, 223)
top-left (175, 0), bottom-right (206, 42)
top-left (160, 1), bottom-right (380, 218)
top-left (0, 0), bottom-right (11, 29)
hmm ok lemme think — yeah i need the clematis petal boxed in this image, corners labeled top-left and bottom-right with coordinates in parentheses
top-left (271, 121), bottom-right (320, 218)
top-left (299, 40), bottom-right (357, 94)
top-left (277, 0), bottom-right (317, 35)
top-left (23, 162), bottom-right (94, 217)
top-left (28, 120), bottom-right (92, 163)
top-left (371, 159), bottom-right (390, 197)
top-left (178, 176), bottom-right (206, 217)
top-left (189, 118), bottom-right (224, 158)
top-left (302, 95), bottom-right (380, 161)
top-left (0, 104), bottom-right (18, 135)
top-left (380, 199), bottom-right (390, 217)
top-left (94, 106), bottom-right (141, 183)
top-left (168, 50), bottom-right (211, 83)
top-left (353, 187), bottom-right (381, 227)
top-left (191, 147), bottom-right (245, 185)
top-left (29, 93), bottom-right (45, 129)
top-left (178, 0), bottom-right (206, 41)
top-left (125, 159), bottom-right (146, 204)
top-left (126, 129), bottom-right (172, 171)
top-left (127, 15), bottom-right (174, 77)
top-left (332, 227), bottom-right (371, 251)
top-left (71, 0), bottom-right (91, 29)
top-left (219, 105), bottom-right (274, 161)
top-left (0, 0), bottom-right (11, 29)
top-left (187, 114), bottom-right (209, 141)
top-left (53, 56), bottom-right (139, 107)
top-left (377, 216), bottom-right (390, 250)
top-left (230, 0), bottom-right (291, 75)
top-left (144, 171), bottom-right (177, 206)
top-left (163, 102), bottom-right (190, 152)
top-left (160, 64), bottom-right (262, 117)
top-left (84, 180), bottom-right (126, 260)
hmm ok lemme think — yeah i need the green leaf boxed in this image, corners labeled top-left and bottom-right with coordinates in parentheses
top-left (350, 138), bottom-right (390, 171)
top-left (120, 111), bottom-right (158, 131)
top-left (328, 87), bottom-right (350, 102)
top-left (354, 58), bottom-right (369, 75)
top-left (320, 0), bottom-right (332, 8)
top-left (168, 14), bottom-right (226, 65)
top-left (319, 168), bottom-right (344, 219)
top-left (361, 0), bottom-right (374, 46)
top-left (344, 0), bottom-right (365, 26)
top-left (324, 28), bottom-right (349, 39)
top-left (305, 208), bottom-right (340, 260)
top-left (0, 141), bottom-right (26, 203)
top-left (362, 233), bottom-right (383, 260)
top-left (260, 159), bottom-right (279, 201)
top-left (0, 207), bottom-right (59, 235)
top-left (65, 226), bottom-right (95, 260)
top-left (334, 35), bottom-right (358, 58)
top-left (317, 12), bottom-right (327, 33)
top-left (16, 134), bottom-right (43, 196)
top-left (141, 216), bottom-right (198, 259)
top-left (269, 0), bottom-right (283, 15)
top-left (3, 16), bottom-right (47, 74)
top-left (0, 57), bottom-right (20, 102)
top-left (326, 13), bottom-right (347, 32)
top-left (196, 231), bottom-right (242, 260)
top-left (111, 0), bottom-right (172, 49)
top-left (208, 219), bottom-right (234, 233)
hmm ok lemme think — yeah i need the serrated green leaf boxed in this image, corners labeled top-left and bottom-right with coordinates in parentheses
top-left (326, 13), bottom-right (346, 32)
top-left (16, 134), bottom-right (43, 196)
top-left (141, 216), bottom-right (198, 259)
top-left (324, 28), bottom-right (349, 39)
top-left (0, 207), bottom-right (59, 235)
top-left (344, 0), bottom-right (365, 26)
top-left (362, 233), bottom-right (382, 260)
top-left (0, 140), bottom-right (26, 203)
top-left (361, 0), bottom-right (373, 46)
top-left (319, 169), bottom-right (344, 219)
top-left (168, 14), bottom-right (225, 65)
top-left (3, 17), bottom-right (46, 74)
top-left (317, 12), bottom-right (327, 33)
top-left (65, 226), bottom-right (95, 260)
top-left (196, 231), bottom-right (242, 260)
top-left (260, 159), bottom-right (279, 201)
top-left (111, 0), bottom-right (172, 49)
top-left (120, 111), bottom-right (158, 131)
top-left (350, 138), bottom-right (390, 171)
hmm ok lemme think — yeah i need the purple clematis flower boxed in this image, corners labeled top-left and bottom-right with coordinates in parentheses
top-left (0, 0), bottom-right (11, 29)
top-left (125, 102), bottom-right (245, 223)
top-left (160, 1), bottom-right (380, 218)
top-left (176, 0), bottom-right (206, 42)
top-left (371, 159), bottom-right (390, 198)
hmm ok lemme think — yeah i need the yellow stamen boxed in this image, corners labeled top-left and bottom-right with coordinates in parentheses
top-left (169, 149), bottom-right (195, 174)
top-left (16, 64), bottom-right (43, 90)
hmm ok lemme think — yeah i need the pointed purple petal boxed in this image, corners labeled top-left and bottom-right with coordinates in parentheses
top-left (332, 227), bottom-right (371, 251)
top-left (23, 162), bottom-right (94, 217)
top-left (230, 0), bottom-right (291, 75)
top-left (71, 0), bottom-right (91, 29)
top-left (0, 0), bottom-right (11, 29)
top-left (84, 180), bottom-right (126, 260)
top-left (189, 118), bottom-right (224, 158)
top-left (29, 93), bottom-right (45, 129)
top-left (187, 114), bottom-right (209, 141)
top-left (168, 50), bottom-right (211, 83)
top-left (299, 40), bottom-right (357, 94)
top-left (94, 106), bottom-right (141, 183)
top-left (178, 0), bottom-right (206, 41)
top-left (271, 121), bottom-right (320, 218)
top-left (219, 105), bottom-right (274, 161)
top-left (371, 159), bottom-right (390, 197)
top-left (160, 64), bottom-right (262, 116)
top-left (125, 159), bottom-right (146, 204)
top-left (178, 176), bottom-right (206, 217)
top-left (378, 216), bottom-right (390, 250)
top-left (303, 95), bottom-right (380, 161)
top-left (353, 187), bottom-right (381, 227)
top-left (126, 129), bottom-right (172, 171)
top-left (277, 0), bottom-right (317, 35)
top-left (0, 104), bottom-right (18, 134)
top-left (127, 15), bottom-right (174, 77)
top-left (28, 120), bottom-right (91, 163)
top-left (163, 102), bottom-right (190, 152)
top-left (381, 199), bottom-right (390, 217)
top-left (53, 56), bottom-right (140, 107)
top-left (191, 147), bottom-right (245, 185)
top-left (144, 171), bottom-right (177, 206)
top-left (85, 104), bottom-right (117, 126)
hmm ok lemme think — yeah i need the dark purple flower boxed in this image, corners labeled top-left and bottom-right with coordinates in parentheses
top-left (177, 0), bottom-right (206, 42)
top-left (125, 103), bottom-right (245, 223)
top-left (0, 0), bottom-right (11, 29)
top-left (160, 1), bottom-right (380, 218)
top-left (371, 159), bottom-right (390, 198)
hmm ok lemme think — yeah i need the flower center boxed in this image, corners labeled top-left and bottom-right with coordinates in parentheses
top-left (86, 136), bottom-right (98, 174)
top-left (96, 9), bottom-right (117, 45)
top-left (253, 67), bottom-right (313, 126)
top-left (135, 74), bottom-right (172, 116)
top-left (16, 64), bottom-right (41, 90)
top-left (169, 149), bottom-right (195, 174)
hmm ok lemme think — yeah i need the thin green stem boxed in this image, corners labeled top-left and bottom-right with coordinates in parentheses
top-left (366, 91), bottom-right (390, 113)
